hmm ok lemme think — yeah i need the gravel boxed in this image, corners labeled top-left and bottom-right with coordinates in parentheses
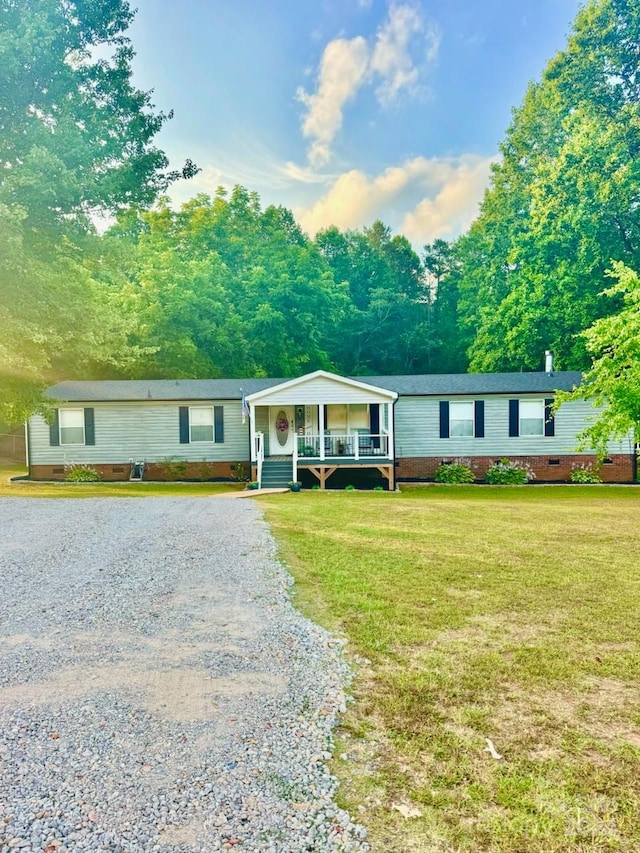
top-left (0, 497), bottom-right (369, 853)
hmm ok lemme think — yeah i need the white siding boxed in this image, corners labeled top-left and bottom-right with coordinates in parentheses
top-left (394, 396), bottom-right (634, 458)
top-left (250, 376), bottom-right (393, 406)
top-left (29, 400), bottom-right (249, 464)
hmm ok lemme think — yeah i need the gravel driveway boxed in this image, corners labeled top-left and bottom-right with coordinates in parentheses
top-left (0, 498), bottom-right (368, 853)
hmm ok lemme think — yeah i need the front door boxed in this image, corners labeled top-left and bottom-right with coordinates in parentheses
top-left (270, 406), bottom-right (295, 455)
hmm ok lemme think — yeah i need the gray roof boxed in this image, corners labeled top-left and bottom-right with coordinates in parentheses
top-left (366, 371), bottom-right (583, 396)
top-left (45, 371), bottom-right (583, 402)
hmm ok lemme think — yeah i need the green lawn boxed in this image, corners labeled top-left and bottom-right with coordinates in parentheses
top-left (261, 486), bottom-right (640, 853)
top-left (0, 465), bottom-right (244, 498)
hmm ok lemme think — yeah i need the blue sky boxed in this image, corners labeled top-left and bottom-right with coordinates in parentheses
top-left (127, 0), bottom-right (583, 246)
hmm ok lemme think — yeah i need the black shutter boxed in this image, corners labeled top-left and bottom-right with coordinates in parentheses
top-left (439, 401), bottom-right (450, 438)
top-left (544, 398), bottom-right (555, 437)
top-left (179, 407), bottom-right (190, 443)
top-left (369, 403), bottom-right (380, 448)
top-left (509, 400), bottom-right (519, 437)
top-left (84, 408), bottom-right (95, 445)
top-left (474, 400), bottom-right (485, 438)
top-left (49, 409), bottom-right (60, 446)
top-left (214, 406), bottom-right (224, 443)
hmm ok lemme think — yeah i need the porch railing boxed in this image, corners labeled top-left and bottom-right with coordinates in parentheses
top-left (255, 431), bottom-right (264, 487)
top-left (296, 433), bottom-right (389, 459)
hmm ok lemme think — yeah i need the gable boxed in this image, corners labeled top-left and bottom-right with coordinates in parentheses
top-left (245, 370), bottom-right (397, 406)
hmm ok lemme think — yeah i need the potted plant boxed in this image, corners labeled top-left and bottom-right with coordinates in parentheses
top-left (288, 481), bottom-right (302, 492)
top-left (248, 481), bottom-right (260, 490)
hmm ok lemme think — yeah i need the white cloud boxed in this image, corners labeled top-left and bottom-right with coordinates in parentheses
top-left (401, 157), bottom-right (494, 242)
top-left (370, 4), bottom-right (440, 105)
top-left (296, 36), bottom-right (369, 168)
top-left (297, 3), bottom-right (440, 166)
top-left (297, 154), bottom-right (495, 244)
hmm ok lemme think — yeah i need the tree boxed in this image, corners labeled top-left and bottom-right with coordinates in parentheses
top-left (108, 190), bottom-right (347, 379)
top-left (555, 261), bottom-right (640, 458)
top-left (424, 239), bottom-right (467, 373)
top-left (316, 221), bottom-right (433, 375)
top-left (454, 0), bottom-right (640, 373)
top-left (0, 0), bottom-right (195, 420)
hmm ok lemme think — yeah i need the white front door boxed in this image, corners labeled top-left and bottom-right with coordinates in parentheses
top-left (270, 406), bottom-right (295, 455)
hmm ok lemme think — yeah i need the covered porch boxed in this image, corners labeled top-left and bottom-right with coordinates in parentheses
top-left (245, 371), bottom-right (397, 490)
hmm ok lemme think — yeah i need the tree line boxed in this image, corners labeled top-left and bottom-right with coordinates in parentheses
top-left (1, 0), bottom-right (639, 450)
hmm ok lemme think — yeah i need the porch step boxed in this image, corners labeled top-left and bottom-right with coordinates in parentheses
top-left (261, 458), bottom-right (294, 488)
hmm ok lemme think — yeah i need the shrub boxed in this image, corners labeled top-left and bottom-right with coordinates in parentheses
top-left (160, 457), bottom-right (188, 480)
top-left (230, 462), bottom-right (248, 482)
top-left (570, 465), bottom-right (602, 484)
top-left (373, 485), bottom-right (384, 491)
top-left (436, 462), bottom-right (475, 484)
top-left (345, 484), bottom-right (356, 491)
top-left (65, 464), bottom-right (101, 482)
top-left (485, 458), bottom-right (531, 485)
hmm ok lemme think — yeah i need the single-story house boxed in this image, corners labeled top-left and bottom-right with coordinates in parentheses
top-left (25, 368), bottom-right (636, 486)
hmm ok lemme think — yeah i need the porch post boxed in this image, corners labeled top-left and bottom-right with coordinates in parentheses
top-left (319, 404), bottom-right (325, 461)
top-left (249, 404), bottom-right (256, 462)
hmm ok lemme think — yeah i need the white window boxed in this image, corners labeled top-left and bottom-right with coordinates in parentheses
top-left (520, 400), bottom-right (544, 435)
top-left (59, 409), bottom-right (85, 445)
top-left (450, 401), bottom-right (474, 437)
top-left (190, 407), bottom-right (214, 442)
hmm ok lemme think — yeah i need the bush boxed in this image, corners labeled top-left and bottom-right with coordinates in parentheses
top-left (373, 485), bottom-right (384, 491)
top-left (345, 484), bottom-right (356, 491)
top-left (436, 462), bottom-right (475, 484)
top-left (485, 458), bottom-right (530, 485)
top-left (570, 465), bottom-right (602, 484)
top-left (160, 457), bottom-right (188, 480)
top-left (65, 464), bottom-right (101, 482)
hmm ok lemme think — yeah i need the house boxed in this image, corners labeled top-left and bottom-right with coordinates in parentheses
top-left (25, 369), bottom-right (636, 486)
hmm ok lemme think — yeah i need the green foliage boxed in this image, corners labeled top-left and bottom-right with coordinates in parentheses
top-left (569, 465), bottom-right (602, 484)
top-left (373, 485), bottom-right (384, 491)
top-left (159, 457), bottom-right (188, 481)
top-left (454, 0), bottom-right (640, 372)
top-left (64, 464), bottom-right (101, 482)
top-left (485, 459), bottom-right (531, 485)
top-left (230, 462), bottom-right (249, 482)
top-left (435, 462), bottom-right (475, 484)
top-left (344, 485), bottom-right (356, 491)
top-left (0, 0), bottom-right (190, 419)
top-left (556, 262), bottom-right (640, 456)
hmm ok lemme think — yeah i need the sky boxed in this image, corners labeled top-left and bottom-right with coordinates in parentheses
top-left (126, 0), bottom-right (584, 247)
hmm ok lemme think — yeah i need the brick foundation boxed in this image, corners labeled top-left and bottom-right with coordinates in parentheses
top-left (29, 461), bottom-right (247, 482)
top-left (396, 454), bottom-right (635, 483)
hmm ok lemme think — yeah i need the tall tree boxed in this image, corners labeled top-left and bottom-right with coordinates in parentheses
top-left (109, 190), bottom-right (346, 379)
top-left (424, 239), bottom-right (467, 373)
top-left (455, 0), bottom-right (640, 373)
top-left (0, 0), bottom-right (195, 420)
top-left (316, 221), bottom-right (433, 375)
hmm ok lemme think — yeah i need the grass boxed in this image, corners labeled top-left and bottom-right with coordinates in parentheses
top-left (260, 486), bottom-right (640, 853)
top-left (0, 465), bottom-right (244, 498)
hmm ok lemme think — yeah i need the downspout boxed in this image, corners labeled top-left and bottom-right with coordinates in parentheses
top-left (24, 420), bottom-right (30, 471)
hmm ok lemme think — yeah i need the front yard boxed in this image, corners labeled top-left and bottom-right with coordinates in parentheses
top-left (261, 486), bottom-right (640, 852)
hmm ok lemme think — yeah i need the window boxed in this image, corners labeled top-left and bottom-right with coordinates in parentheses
top-left (440, 400), bottom-right (484, 438)
top-left (519, 400), bottom-right (544, 435)
top-left (450, 401), bottom-right (474, 437)
top-left (509, 399), bottom-right (554, 437)
top-left (59, 408), bottom-right (85, 445)
top-left (179, 405), bottom-right (224, 443)
top-left (189, 406), bottom-right (214, 442)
